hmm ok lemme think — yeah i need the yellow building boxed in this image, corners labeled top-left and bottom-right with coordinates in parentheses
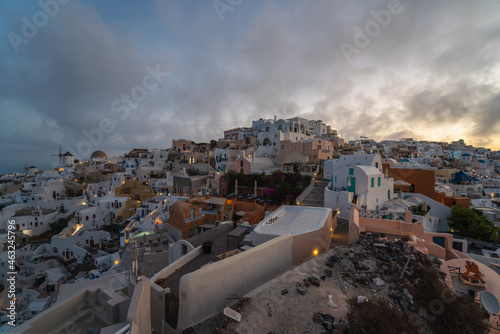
top-left (434, 168), bottom-right (460, 184)
top-left (115, 180), bottom-right (155, 221)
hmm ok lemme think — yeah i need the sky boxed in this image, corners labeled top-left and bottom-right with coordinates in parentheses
top-left (0, 0), bottom-right (499, 174)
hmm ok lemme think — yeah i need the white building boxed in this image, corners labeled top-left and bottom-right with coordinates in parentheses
top-left (324, 152), bottom-right (383, 180)
top-left (62, 151), bottom-right (74, 167)
top-left (325, 165), bottom-right (395, 219)
top-left (11, 206), bottom-right (59, 236)
top-left (97, 196), bottom-right (128, 222)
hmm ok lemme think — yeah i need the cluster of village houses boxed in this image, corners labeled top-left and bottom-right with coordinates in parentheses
top-left (1, 116), bottom-right (500, 333)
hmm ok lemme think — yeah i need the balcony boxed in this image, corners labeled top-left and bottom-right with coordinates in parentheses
top-left (359, 209), bottom-right (404, 221)
top-left (185, 215), bottom-right (203, 223)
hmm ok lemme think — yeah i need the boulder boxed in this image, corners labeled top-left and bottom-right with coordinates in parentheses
top-left (312, 312), bottom-right (324, 323)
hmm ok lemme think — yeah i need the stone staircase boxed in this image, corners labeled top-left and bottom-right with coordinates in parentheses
top-left (299, 177), bottom-right (329, 207)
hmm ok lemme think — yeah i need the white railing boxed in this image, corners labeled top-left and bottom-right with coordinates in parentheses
top-left (296, 177), bottom-right (315, 205)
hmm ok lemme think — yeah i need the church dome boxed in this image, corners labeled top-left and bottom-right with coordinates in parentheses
top-left (91, 150), bottom-right (108, 159)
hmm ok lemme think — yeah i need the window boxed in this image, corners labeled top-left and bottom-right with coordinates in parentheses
top-left (182, 244), bottom-right (188, 254)
top-left (371, 178), bottom-right (374, 188)
top-left (293, 145), bottom-right (297, 149)
top-left (349, 168), bottom-right (354, 175)
top-left (240, 160), bottom-right (244, 167)
top-left (281, 144), bottom-right (285, 150)
top-left (378, 177), bottom-right (381, 187)
top-left (188, 229), bottom-right (193, 236)
top-left (318, 145), bottom-right (322, 149)
top-left (335, 176), bottom-right (337, 182)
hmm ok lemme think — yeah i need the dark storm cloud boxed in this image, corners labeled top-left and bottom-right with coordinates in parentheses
top-left (0, 0), bottom-right (499, 173)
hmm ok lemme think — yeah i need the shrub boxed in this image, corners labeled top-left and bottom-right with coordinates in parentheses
top-left (348, 297), bottom-right (412, 334)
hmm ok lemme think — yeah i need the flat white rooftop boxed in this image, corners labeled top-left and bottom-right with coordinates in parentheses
top-left (254, 205), bottom-right (331, 237)
top-left (203, 197), bottom-right (227, 206)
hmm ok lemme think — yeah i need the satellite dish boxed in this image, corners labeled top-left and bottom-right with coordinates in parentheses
top-left (480, 291), bottom-right (500, 315)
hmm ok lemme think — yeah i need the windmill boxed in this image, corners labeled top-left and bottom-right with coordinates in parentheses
top-left (51, 145), bottom-right (62, 168)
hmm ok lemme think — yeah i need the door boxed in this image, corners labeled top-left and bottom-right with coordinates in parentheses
top-left (347, 177), bottom-right (356, 192)
top-left (165, 293), bottom-right (179, 328)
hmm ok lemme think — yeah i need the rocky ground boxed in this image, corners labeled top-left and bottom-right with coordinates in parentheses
top-left (192, 233), bottom-right (458, 334)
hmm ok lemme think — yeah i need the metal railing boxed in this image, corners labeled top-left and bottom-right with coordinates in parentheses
top-left (359, 209), bottom-right (404, 221)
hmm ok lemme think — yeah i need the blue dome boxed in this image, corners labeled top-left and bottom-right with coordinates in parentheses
top-left (401, 158), bottom-right (410, 162)
top-left (462, 153), bottom-right (471, 157)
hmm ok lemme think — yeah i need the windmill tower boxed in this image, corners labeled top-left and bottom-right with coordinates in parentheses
top-left (51, 145), bottom-right (62, 168)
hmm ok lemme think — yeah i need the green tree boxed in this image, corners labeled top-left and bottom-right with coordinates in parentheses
top-left (447, 204), bottom-right (500, 242)
top-left (186, 167), bottom-right (202, 176)
top-left (49, 218), bottom-right (69, 234)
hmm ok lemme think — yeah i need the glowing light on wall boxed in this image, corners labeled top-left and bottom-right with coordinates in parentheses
top-left (313, 249), bottom-right (319, 256)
